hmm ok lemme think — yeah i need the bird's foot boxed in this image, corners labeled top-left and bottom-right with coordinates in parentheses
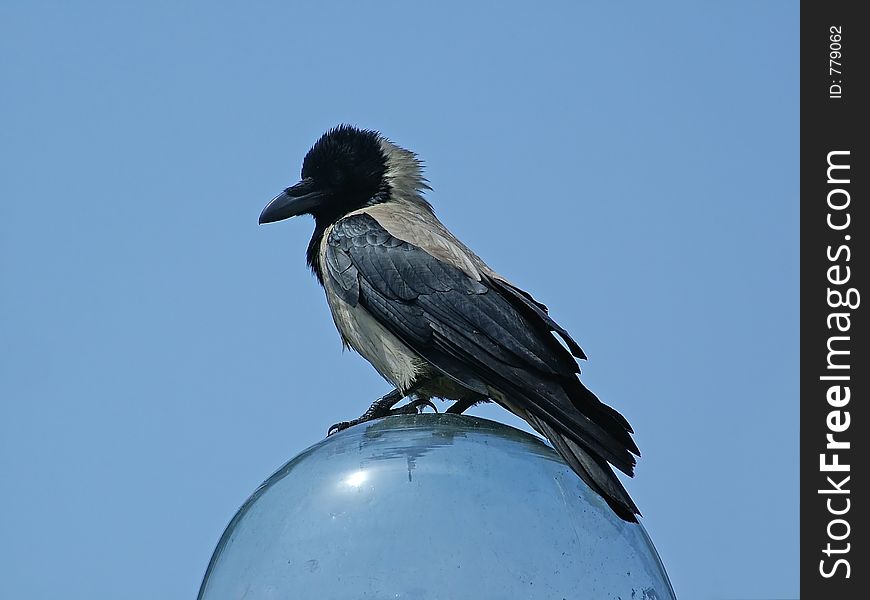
top-left (445, 393), bottom-right (491, 415)
top-left (389, 397), bottom-right (439, 417)
top-left (327, 392), bottom-right (437, 436)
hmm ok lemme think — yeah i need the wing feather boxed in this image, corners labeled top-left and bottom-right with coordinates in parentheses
top-left (325, 212), bottom-right (640, 518)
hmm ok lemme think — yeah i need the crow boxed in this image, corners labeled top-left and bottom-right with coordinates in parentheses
top-left (259, 125), bottom-right (641, 521)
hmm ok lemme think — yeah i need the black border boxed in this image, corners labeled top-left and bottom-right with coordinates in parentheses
top-left (801, 3), bottom-right (867, 598)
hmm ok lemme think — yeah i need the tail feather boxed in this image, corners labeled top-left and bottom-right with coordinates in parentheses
top-left (526, 413), bottom-right (641, 522)
top-left (427, 341), bottom-right (642, 520)
top-left (563, 378), bottom-right (639, 457)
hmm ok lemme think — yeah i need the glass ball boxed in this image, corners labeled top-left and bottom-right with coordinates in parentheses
top-left (198, 414), bottom-right (675, 599)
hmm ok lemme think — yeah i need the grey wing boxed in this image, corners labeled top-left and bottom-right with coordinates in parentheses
top-left (325, 212), bottom-right (640, 520)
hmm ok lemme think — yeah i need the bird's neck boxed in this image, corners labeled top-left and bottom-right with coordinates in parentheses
top-left (307, 220), bottom-right (329, 285)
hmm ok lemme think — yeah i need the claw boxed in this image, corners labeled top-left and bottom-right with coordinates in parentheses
top-left (413, 399), bottom-right (438, 413)
top-left (327, 421), bottom-right (352, 436)
top-left (390, 398), bottom-right (439, 415)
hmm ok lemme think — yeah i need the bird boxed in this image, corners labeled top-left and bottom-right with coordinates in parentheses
top-left (259, 125), bottom-right (641, 521)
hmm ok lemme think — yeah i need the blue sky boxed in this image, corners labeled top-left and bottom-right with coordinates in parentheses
top-left (0, 2), bottom-right (798, 598)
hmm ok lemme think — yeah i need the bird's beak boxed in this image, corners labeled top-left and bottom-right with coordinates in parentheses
top-left (259, 178), bottom-right (323, 224)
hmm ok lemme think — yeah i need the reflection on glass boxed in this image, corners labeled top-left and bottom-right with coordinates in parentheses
top-left (199, 414), bottom-right (676, 600)
top-left (343, 469), bottom-right (367, 488)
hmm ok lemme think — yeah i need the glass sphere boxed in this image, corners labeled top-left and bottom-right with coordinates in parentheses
top-left (198, 414), bottom-right (675, 599)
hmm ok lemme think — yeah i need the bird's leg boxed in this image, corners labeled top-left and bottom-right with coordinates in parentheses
top-left (445, 393), bottom-right (491, 414)
top-left (327, 386), bottom-right (437, 435)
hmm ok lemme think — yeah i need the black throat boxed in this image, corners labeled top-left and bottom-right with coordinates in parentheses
top-left (306, 220), bottom-right (330, 284)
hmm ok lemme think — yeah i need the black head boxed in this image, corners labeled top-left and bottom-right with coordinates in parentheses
top-left (259, 125), bottom-right (389, 226)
